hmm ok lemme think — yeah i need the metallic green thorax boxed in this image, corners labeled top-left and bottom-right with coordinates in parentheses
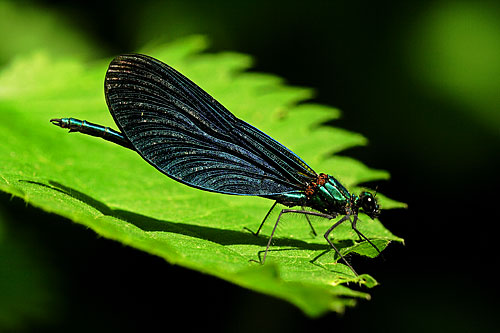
top-left (268, 174), bottom-right (355, 216)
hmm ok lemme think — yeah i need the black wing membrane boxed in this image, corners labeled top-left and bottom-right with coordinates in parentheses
top-left (105, 54), bottom-right (317, 195)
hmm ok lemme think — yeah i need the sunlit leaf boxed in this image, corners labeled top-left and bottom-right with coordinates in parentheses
top-left (0, 36), bottom-right (403, 316)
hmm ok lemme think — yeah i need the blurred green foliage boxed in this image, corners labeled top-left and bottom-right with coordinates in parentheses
top-left (407, 1), bottom-right (500, 134)
top-left (0, 1), bottom-right (99, 64)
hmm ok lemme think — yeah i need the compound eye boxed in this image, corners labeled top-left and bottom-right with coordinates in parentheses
top-left (363, 196), bottom-right (374, 208)
top-left (359, 192), bottom-right (379, 218)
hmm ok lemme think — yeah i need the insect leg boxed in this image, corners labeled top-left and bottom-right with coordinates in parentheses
top-left (324, 215), bottom-right (358, 276)
top-left (244, 201), bottom-right (278, 236)
top-left (280, 209), bottom-right (333, 219)
top-left (351, 214), bottom-right (381, 255)
top-left (261, 208), bottom-right (286, 264)
top-left (302, 206), bottom-right (317, 236)
top-left (260, 209), bottom-right (333, 264)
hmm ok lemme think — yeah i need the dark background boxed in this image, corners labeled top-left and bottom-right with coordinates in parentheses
top-left (1, 0), bottom-right (499, 331)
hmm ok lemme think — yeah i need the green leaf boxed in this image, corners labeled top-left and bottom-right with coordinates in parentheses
top-left (0, 35), bottom-right (404, 317)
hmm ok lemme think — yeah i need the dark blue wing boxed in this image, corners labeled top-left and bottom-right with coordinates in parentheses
top-left (104, 54), bottom-right (317, 195)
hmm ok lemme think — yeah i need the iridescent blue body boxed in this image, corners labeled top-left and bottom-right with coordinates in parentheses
top-left (269, 176), bottom-right (351, 215)
top-left (54, 118), bottom-right (133, 149)
top-left (50, 54), bottom-right (380, 276)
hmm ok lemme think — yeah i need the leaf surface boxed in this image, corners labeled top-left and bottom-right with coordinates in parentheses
top-left (0, 36), bottom-right (403, 316)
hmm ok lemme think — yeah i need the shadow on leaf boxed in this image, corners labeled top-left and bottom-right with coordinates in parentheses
top-left (19, 180), bottom-right (357, 256)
